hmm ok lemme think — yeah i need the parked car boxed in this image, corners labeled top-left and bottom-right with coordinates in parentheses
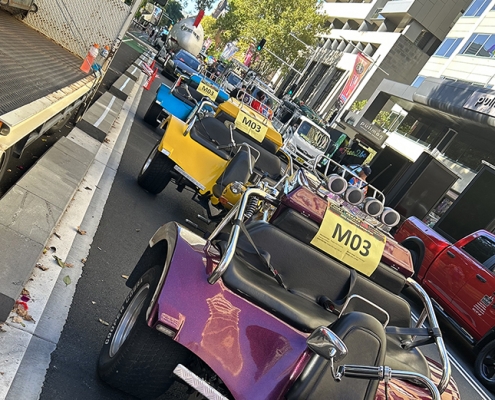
top-left (395, 216), bottom-right (495, 390)
top-left (223, 71), bottom-right (242, 93)
top-left (162, 49), bottom-right (201, 79)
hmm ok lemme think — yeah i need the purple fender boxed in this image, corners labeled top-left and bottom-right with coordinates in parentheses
top-left (145, 222), bottom-right (310, 400)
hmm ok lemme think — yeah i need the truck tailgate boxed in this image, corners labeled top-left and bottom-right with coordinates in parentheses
top-left (0, 10), bottom-right (87, 116)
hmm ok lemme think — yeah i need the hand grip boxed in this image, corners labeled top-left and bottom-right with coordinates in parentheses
top-left (446, 250), bottom-right (456, 258)
top-left (476, 274), bottom-right (487, 283)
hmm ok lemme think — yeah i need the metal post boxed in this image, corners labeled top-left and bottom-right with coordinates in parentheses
top-left (263, 47), bottom-right (303, 75)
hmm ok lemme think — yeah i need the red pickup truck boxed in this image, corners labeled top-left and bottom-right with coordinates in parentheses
top-left (395, 216), bottom-right (495, 389)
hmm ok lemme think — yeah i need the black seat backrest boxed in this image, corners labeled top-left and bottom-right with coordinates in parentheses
top-left (213, 149), bottom-right (254, 198)
top-left (189, 117), bottom-right (233, 160)
top-left (241, 221), bottom-right (411, 328)
top-left (271, 208), bottom-right (407, 294)
top-left (173, 86), bottom-right (196, 107)
top-left (216, 111), bottom-right (279, 154)
top-left (286, 312), bottom-right (386, 400)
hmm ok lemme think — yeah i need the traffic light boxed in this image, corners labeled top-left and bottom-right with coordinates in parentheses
top-left (256, 38), bottom-right (266, 51)
top-left (287, 83), bottom-right (297, 96)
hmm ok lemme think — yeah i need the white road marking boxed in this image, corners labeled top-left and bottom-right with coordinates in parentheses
top-left (119, 77), bottom-right (131, 91)
top-left (94, 95), bottom-right (116, 128)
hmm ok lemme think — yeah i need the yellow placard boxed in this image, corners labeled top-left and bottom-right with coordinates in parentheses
top-left (310, 203), bottom-right (386, 277)
top-left (234, 109), bottom-right (268, 142)
top-left (197, 81), bottom-right (219, 101)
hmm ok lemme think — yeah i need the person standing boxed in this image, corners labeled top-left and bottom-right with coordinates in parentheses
top-left (349, 165), bottom-right (371, 195)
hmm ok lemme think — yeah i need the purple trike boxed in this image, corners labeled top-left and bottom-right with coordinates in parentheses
top-left (97, 164), bottom-right (460, 400)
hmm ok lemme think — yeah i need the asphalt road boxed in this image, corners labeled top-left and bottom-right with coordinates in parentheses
top-left (33, 44), bottom-right (494, 400)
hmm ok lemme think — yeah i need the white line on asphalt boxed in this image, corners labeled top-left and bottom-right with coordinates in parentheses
top-left (411, 313), bottom-right (491, 400)
top-left (0, 73), bottom-right (145, 400)
top-left (119, 77), bottom-right (131, 91)
top-left (94, 95), bottom-right (116, 128)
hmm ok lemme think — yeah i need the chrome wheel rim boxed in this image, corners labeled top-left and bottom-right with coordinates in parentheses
top-left (109, 284), bottom-right (150, 357)
top-left (142, 146), bottom-right (157, 174)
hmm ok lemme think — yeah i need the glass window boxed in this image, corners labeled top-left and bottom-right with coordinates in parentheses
top-left (464, 0), bottom-right (491, 17)
top-left (445, 38), bottom-right (463, 57)
top-left (434, 38), bottom-right (456, 56)
top-left (476, 35), bottom-right (495, 57)
top-left (434, 38), bottom-right (463, 58)
top-left (462, 236), bottom-right (495, 265)
top-left (461, 34), bottom-right (490, 56)
top-left (412, 76), bottom-right (425, 87)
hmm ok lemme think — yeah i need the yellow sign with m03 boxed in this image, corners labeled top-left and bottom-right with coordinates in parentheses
top-left (234, 110), bottom-right (268, 142)
top-left (311, 203), bottom-right (386, 276)
top-left (197, 81), bottom-right (218, 101)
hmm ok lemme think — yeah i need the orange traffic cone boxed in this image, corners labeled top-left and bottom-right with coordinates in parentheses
top-left (80, 44), bottom-right (99, 73)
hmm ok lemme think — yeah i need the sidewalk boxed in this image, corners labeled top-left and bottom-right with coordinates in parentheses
top-left (0, 47), bottom-right (155, 398)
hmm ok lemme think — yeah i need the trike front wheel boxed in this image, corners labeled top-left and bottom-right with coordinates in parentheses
top-left (137, 144), bottom-right (174, 194)
top-left (97, 266), bottom-right (190, 399)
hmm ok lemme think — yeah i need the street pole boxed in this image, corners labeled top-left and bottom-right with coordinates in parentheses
top-left (263, 47), bottom-right (303, 76)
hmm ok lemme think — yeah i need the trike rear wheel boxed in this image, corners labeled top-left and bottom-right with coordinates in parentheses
top-left (144, 101), bottom-right (163, 127)
top-left (97, 266), bottom-right (190, 399)
top-left (137, 145), bottom-right (174, 194)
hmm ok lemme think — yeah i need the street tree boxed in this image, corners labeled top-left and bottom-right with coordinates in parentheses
top-left (163, 0), bottom-right (184, 25)
top-left (212, 0), bottom-right (327, 75)
top-left (194, 0), bottom-right (215, 12)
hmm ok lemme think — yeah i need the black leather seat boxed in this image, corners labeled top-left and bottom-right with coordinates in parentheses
top-left (212, 149), bottom-right (254, 198)
top-left (271, 208), bottom-right (407, 294)
top-left (220, 221), bottom-right (431, 378)
top-left (189, 117), bottom-right (233, 160)
top-left (172, 86), bottom-right (197, 107)
top-left (287, 312), bottom-right (387, 400)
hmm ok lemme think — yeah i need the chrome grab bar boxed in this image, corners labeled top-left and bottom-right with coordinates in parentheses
top-left (207, 188), bottom-right (278, 285)
top-left (406, 278), bottom-right (451, 394)
top-left (184, 99), bottom-right (218, 136)
top-left (313, 154), bottom-right (386, 203)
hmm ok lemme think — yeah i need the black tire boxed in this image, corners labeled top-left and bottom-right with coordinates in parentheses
top-left (475, 340), bottom-right (495, 390)
top-left (0, 147), bottom-right (13, 184)
top-left (144, 101), bottom-right (163, 127)
top-left (137, 145), bottom-right (174, 194)
top-left (98, 266), bottom-right (190, 399)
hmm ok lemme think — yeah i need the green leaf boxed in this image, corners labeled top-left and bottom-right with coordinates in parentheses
top-left (53, 255), bottom-right (65, 268)
top-left (63, 275), bottom-right (71, 286)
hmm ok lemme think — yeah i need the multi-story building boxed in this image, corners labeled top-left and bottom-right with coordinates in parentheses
top-left (415, 0), bottom-right (495, 88)
top-left (353, 0), bottom-right (495, 194)
top-left (281, 0), bottom-right (472, 120)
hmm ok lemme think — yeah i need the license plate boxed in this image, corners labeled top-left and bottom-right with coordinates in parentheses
top-left (296, 157), bottom-right (305, 164)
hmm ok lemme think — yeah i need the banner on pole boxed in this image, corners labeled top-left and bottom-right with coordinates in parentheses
top-left (336, 53), bottom-right (372, 109)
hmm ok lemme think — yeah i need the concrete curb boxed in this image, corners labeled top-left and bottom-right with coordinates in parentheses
top-left (0, 58), bottom-right (145, 322)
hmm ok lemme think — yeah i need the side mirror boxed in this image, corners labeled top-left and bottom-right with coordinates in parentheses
top-left (307, 326), bottom-right (348, 362)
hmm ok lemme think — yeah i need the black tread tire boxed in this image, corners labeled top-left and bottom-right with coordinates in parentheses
top-left (137, 145), bottom-right (174, 194)
top-left (0, 147), bottom-right (13, 184)
top-left (475, 340), bottom-right (495, 390)
top-left (98, 266), bottom-right (190, 399)
top-left (144, 100), bottom-right (162, 127)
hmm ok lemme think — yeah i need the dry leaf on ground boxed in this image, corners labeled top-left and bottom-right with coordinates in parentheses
top-left (11, 316), bottom-right (25, 327)
top-left (63, 275), bottom-right (71, 286)
top-left (0, 324), bottom-right (6, 333)
top-left (13, 303), bottom-right (35, 323)
top-left (76, 226), bottom-right (87, 235)
top-left (21, 288), bottom-right (30, 297)
top-left (121, 275), bottom-right (129, 280)
top-left (81, 258), bottom-right (87, 264)
top-left (36, 263), bottom-right (49, 271)
top-left (84, 186), bottom-right (92, 191)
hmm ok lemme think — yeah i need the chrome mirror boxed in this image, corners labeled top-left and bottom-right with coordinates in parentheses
top-left (307, 326), bottom-right (348, 362)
